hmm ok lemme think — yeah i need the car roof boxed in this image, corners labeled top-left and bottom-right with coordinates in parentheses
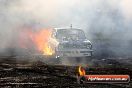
top-left (53, 28), bottom-right (83, 32)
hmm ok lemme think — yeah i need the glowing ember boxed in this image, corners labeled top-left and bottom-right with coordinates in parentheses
top-left (78, 66), bottom-right (86, 76)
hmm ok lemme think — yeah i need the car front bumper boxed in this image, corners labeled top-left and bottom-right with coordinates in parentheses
top-left (56, 49), bottom-right (93, 57)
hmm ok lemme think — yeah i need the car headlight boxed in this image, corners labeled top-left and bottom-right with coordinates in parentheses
top-left (86, 44), bottom-right (92, 49)
top-left (83, 40), bottom-right (91, 43)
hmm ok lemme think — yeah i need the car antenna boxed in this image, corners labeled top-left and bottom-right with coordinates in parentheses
top-left (70, 24), bottom-right (72, 29)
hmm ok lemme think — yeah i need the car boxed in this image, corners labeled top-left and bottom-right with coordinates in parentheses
top-left (48, 28), bottom-right (93, 59)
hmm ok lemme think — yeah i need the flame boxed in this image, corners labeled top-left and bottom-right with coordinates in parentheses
top-left (19, 28), bottom-right (55, 55)
top-left (34, 29), bottom-right (54, 55)
top-left (78, 66), bottom-right (86, 76)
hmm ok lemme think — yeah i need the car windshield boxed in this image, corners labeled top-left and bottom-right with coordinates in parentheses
top-left (56, 29), bottom-right (86, 40)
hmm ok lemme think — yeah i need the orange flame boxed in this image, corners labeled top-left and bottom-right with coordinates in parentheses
top-left (19, 28), bottom-right (54, 55)
top-left (33, 29), bottom-right (54, 55)
top-left (78, 66), bottom-right (86, 76)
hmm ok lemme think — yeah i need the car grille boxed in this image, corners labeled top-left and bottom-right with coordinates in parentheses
top-left (63, 44), bottom-right (88, 49)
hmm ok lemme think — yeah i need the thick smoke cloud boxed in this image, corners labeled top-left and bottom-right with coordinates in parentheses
top-left (0, 0), bottom-right (132, 57)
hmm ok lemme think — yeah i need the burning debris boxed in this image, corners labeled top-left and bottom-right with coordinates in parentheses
top-left (78, 66), bottom-right (86, 76)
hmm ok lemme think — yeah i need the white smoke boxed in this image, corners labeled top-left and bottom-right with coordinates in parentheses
top-left (120, 0), bottom-right (132, 21)
top-left (0, 0), bottom-right (132, 57)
